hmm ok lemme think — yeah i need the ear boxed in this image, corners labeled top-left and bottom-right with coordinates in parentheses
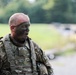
top-left (10, 25), bottom-right (15, 32)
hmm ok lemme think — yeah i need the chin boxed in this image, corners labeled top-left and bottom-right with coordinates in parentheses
top-left (22, 35), bottom-right (28, 39)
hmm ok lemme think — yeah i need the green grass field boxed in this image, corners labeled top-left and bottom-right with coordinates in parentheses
top-left (0, 23), bottom-right (67, 50)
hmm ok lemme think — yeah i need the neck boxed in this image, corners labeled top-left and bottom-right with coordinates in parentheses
top-left (10, 35), bottom-right (26, 47)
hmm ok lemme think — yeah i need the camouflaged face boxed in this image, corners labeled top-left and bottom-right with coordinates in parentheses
top-left (15, 22), bottom-right (30, 36)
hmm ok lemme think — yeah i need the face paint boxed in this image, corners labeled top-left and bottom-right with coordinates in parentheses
top-left (15, 22), bottom-right (30, 36)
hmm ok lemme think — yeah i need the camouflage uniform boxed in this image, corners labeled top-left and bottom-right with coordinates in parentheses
top-left (0, 34), bottom-right (53, 75)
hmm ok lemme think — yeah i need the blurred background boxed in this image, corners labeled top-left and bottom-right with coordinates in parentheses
top-left (0, 0), bottom-right (76, 75)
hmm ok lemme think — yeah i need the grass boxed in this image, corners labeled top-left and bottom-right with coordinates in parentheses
top-left (0, 23), bottom-right (69, 50)
top-left (0, 24), bottom-right (10, 36)
top-left (55, 48), bottom-right (76, 56)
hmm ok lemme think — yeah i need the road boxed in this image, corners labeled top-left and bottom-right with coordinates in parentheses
top-left (50, 54), bottom-right (76, 75)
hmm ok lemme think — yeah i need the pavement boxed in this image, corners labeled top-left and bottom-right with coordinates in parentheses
top-left (50, 53), bottom-right (76, 75)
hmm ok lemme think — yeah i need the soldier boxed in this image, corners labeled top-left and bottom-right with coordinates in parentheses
top-left (0, 13), bottom-right (53, 75)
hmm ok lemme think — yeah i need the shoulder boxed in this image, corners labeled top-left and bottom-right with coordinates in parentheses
top-left (0, 39), bottom-right (6, 58)
top-left (31, 39), bottom-right (44, 54)
top-left (28, 37), bottom-right (40, 48)
top-left (0, 37), bottom-right (4, 49)
top-left (27, 37), bottom-right (43, 53)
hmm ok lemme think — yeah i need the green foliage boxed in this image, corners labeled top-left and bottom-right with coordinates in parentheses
top-left (0, 0), bottom-right (12, 7)
top-left (0, 0), bottom-right (76, 23)
top-left (28, 0), bottom-right (46, 23)
top-left (50, 0), bottom-right (68, 23)
top-left (0, 0), bottom-right (31, 23)
top-left (43, 0), bottom-right (54, 10)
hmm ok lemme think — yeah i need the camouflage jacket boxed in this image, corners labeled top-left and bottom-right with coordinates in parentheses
top-left (0, 34), bottom-right (53, 75)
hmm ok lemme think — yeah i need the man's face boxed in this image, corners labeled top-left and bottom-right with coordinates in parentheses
top-left (12, 22), bottom-right (30, 42)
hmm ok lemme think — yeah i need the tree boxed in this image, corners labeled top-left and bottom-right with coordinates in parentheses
top-left (0, 0), bottom-right (31, 23)
top-left (0, 0), bottom-right (12, 8)
top-left (28, 1), bottom-right (46, 23)
top-left (50, 0), bottom-right (69, 23)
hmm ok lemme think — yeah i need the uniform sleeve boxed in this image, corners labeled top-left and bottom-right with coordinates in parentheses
top-left (33, 42), bottom-right (53, 75)
top-left (0, 42), bottom-right (5, 69)
top-left (0, 42), bottom-right (11, 75)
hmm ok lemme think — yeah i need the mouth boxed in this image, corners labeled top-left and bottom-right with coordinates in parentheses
top-left (24, 32), bottom-right (29, 35)
top-left (22, 32), bottom-right (29, 37)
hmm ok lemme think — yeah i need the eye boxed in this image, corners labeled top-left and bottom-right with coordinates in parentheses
top-left (24, 25), bottom-right (30, 28)
top-left (22, 25), bottom-right (26, 28)
top-left (20, 25), bottom-right (26, 28)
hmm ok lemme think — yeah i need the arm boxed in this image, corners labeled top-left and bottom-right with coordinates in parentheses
top-left (0, 42), bottom-right (11, 75)
top-left (33, 42), bottom-right (53, 75)
top-left (41, 51), bottom-right (53, 75)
